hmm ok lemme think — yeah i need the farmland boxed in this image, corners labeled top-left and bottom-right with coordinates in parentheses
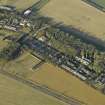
top-left (0, 29), bottom-right (20, 36)
top-left (2, 52), bottom-right (42, 78)
top-left (2, 58), bottom-right (102, 105)
top-left (87, 0), bottom-right (105, 8)
top-left (0, 29), bottom-right (14, 50)
top-left (29, 63), bottom-right (105, 105)
top-left (0, 0), bottom-right (105, 105)
top-left (40, 0), bottom-right (105, 41)
top-left (0, 0), bottom-right (39, 10)
top-left (0, 73), bottom-right (68, 105)
top-left (0, 40), bottom-right (8, 50)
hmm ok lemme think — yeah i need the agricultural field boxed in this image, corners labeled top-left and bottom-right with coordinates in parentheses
top-left (0, 40), bottom-right (8, 51)
top-left (0, 29), bottom-right (21, 59)
top-left (40, 0), bottom-right (105, 41)
top-left (2, 52), bottom-right (42, 78)
top-left (0, 0), bottom-right (105, 105)
top-left (0, 29), bottom-right (12, 50)
top-left (0, 73), bottom-right (68, 105)
top-left (0, 0), bottom-right (39, 10)
top-left (29, 63), bottom-right (105, 105)
top-left (15, 52), bottom-right (41, 70)
top-left (89, 0), bottom-right (105, 8)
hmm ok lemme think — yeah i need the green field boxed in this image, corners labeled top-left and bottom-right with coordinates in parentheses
top-left (0, 73), bottom-right (68, 105)
top-left (91, 0), bottom-right (105, 8)
top-left (2, 51), bottom-right (41, 79)
top-left (0, 0), bottom-right (39, 10)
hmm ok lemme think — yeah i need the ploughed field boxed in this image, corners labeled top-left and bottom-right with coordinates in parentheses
top-left (40, 0), bottom-right (105, 41)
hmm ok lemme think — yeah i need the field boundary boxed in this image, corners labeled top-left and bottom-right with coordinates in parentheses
top-left (82, 0), bottom-right (105, 13)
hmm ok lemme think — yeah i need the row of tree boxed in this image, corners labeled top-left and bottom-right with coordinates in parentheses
top-left (45, 27), bottom-right (105, 74)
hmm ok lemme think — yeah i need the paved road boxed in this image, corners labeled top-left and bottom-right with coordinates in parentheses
top-left (0, 69), bottom-right (86, 105)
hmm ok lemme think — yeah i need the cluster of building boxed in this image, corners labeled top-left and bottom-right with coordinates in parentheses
top-left (17, 35), bottom-right (97, 81)
top-left (95, 72), bottom-right (105, 85)
top-left (0, 4), bottom-right (104, 91)
top-left (0, 5), bottom-right (33, 32)
top-left (0, 15), bottom-right (20, 31)
top-left (75, 56), bottom-right (91, 66)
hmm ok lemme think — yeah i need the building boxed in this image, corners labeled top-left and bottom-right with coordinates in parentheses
top-left (4, 25), bottom-right (17, 31)
top-left (75, 56), bottom-right (91, 65)
top-left (24, 9), bottom-right (32, 16)
top-left (0, 5), bottom-right (16, 12)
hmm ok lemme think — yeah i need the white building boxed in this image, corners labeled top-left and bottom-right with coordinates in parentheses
top-left (75, 56), bottom-right (91, 65)
top-left (24, 10), bottom-right (31, 16)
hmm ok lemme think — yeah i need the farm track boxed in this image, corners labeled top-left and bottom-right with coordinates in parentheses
top-left (0, 68), bottom-right (86, 105)
top-left (32, 60), bottom-right (45, 70)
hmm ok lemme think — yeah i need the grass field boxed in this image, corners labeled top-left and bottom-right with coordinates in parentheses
top-left (90, 0), bottom-right (105, 8)
top-left (0, 29), bottom-right (19, 36)
top-left (0, 0), bottom-right (105, 105)
top-left (0, 40), bottom-right (8, 50)
top-left (40, 0), bottom-right (105, 41)
top-left (3, 52), bottom-right (41, 78)
top-left (0, 29), bottom-right (20, 55)
top-left (29, 63), bottom-right (105, 105)
top-left (0, 0), bottom-right (39, 10)
top-left (0, 73), bottom-right (68, 105)
top-left (15, 52), bottom-right (41, 70)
